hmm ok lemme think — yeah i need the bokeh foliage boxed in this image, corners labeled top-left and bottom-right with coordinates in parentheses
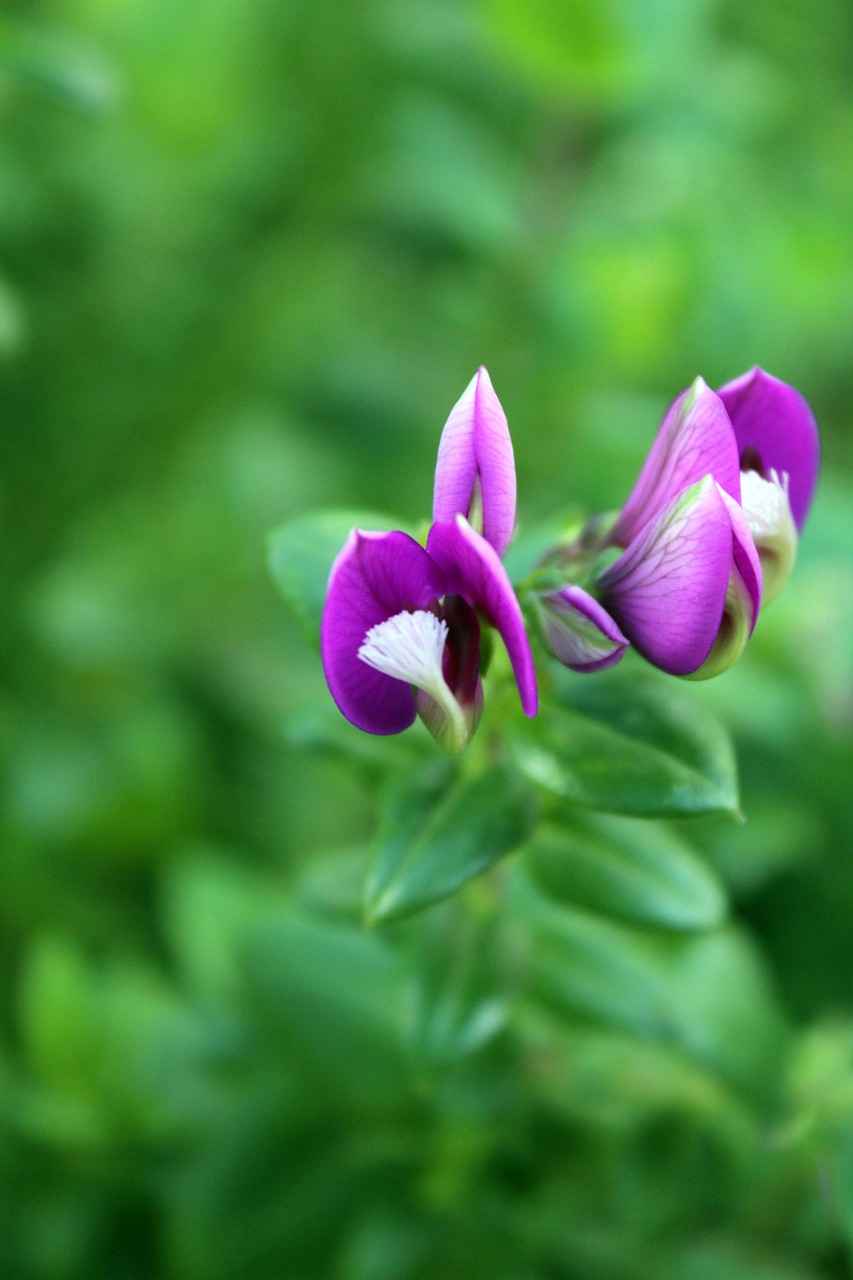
top-left (1, 0), bottom-right (852, 1276)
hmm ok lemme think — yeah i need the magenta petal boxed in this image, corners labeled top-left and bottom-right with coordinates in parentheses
top-left (427, 516), bottom-right (538, 717)
top-left (599, 477), bottom-right (733, 676)
top-left (717, 486), bottom-right (762, 633)
top-left (717, 367), bottom-right (819, 531)
top-left (611, 378), bottom-right (741, 547)
top-left (432, 366), bottom-right (517, 557)
top-left (538, 585), bottom-right (629, 673)
top-left (321, 529), bottom-right (447, 735)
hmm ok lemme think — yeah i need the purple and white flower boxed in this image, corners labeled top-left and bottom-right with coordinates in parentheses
top-left (540, 369), bottom-right (818, 680)
top-left (597, 378), bottom-right (763, 677)
top-left (321, 369), bottom-right (537, 752)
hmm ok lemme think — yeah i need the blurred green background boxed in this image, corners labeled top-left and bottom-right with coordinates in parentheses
top-left (2, 0), bottom-right (853, 1276)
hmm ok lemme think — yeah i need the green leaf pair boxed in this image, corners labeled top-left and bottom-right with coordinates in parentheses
top-left (362, 761), bottom-right (731, 932)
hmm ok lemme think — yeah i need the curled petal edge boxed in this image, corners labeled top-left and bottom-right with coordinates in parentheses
top-left (427, 515), bottom-right (538, 718)
top-left (536, 585), bottom-right (629, 673)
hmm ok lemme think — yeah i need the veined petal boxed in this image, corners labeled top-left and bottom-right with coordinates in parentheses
top-left (536, 585), bottom-right (629, 673)
top-left (611, 378), bottom-right (741, 547)
top-left (427, 515), bottom-right (538, 717)
top-left (599, 477), bottom-right (733, 676)
top-left (321, 529), bottom-right (447, 735)
top-left (718, 366), bottom-right (819, 531)
top-left (433, 366), bottom-right (516, 557)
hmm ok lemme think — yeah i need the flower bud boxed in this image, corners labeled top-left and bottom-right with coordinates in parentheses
top-left (535, 585), bottom-right (628, 673)
top-left (433, 366), bottom-right (516, 557)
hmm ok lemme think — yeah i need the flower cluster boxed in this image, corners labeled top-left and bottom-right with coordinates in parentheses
top-left (321, 367), bottom-right (818, 751)
top-left (534, 370), bottom-right (818, 680)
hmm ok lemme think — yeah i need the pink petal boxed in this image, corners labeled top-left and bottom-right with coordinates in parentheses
top-left (427, 516), bottom-right (538, 717)
top-left (321, 529), bottom-right (447, 735)
top-left (611, 378), bottom-right (741, 547)
top-left (718, 367), bottom-right (819, 532)
top-left (432, 366), bottom-right (517, 557)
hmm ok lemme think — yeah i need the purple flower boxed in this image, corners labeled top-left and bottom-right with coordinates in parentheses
top-left (539, 370), bottom-right (818, 680)
top-left (591, 371), bottom-right (818, 677)
top-left (321, 371), bottom-right (537, 751)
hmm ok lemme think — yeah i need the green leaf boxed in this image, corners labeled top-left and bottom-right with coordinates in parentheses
top-left (401, 903), bottom-right (508, 1074)
top-left (0, 24), bottom-right (117, 112)
top-left (832, 1121), bottom-right (853, 1252)
top-left (513, 874), bottom-right (784, 1090)
top-left (18, 935), bottom-right (99, 1095)
top-left (523, 813), bottom-right (727, 931)
top-left (513, 873), bottom-right (676, 1038)
top-left (243, 912), bottom-right (409, 1108)
top-left (365, 760), bottom-right (539, 924)
top-left (0, 274), bottom-right (25, 356)
top-left (666, 927), bottom-right (786, 1094)
top-left (517, 1015), bottom-right (730, 1127)
top-left (486, 0), bottom-right (634, 104)
top-left (161, 850), bottom-right (284, 999)
top-left (267, 508), bottom-right (403, 647)
top-left (509, 664), bottom-right (739, 817)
